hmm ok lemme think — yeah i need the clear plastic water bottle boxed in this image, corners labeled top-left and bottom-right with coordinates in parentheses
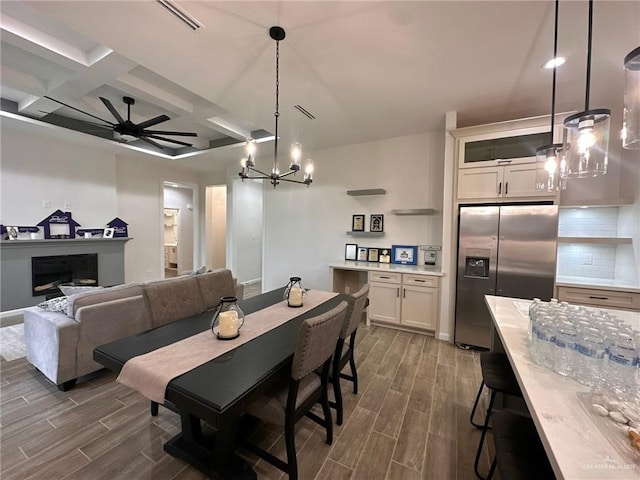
top-left (607, 334), bottom-right (639, 401)
top-left (528, 298), bottom-right (542, 342)
top-left (575, 327), bottom-right (606, 386)
top-left (535, 315), bottom-right (557, 370)
top-left (554, 320), bottom-right (578, 377)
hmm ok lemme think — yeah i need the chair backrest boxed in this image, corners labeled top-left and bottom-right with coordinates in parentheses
top-left (291, 301), bottom-right (348, 381)
top-left (194, 269), bottom-right (236, 311)
top-left (143, 276), bottom-right (204, 328)
top-left (340, 283), bottom-right (369, 340)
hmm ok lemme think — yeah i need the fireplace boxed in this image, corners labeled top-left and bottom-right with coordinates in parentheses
top-left (31, 254), bottom-right (98, 297)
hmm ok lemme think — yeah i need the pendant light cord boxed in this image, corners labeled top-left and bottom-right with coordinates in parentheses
top-left (273, 39), bottom-right (280, 171)
top-left (585, 0), bottom-right (593, 111)
top-left (550, 0), bottom-right (559, 143)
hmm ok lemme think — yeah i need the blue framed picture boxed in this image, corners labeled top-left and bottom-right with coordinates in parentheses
top-left (391, 245), bottom-right (418, 265)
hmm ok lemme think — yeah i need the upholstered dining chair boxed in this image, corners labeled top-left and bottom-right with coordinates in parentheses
top-left (330, 283), bottom-right (369, 425)
top-left (243, 300), bottom-right (348, 480)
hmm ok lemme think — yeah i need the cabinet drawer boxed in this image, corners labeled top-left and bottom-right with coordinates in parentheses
top-left (403, 274), bottom-right (440, 288)
top-left (369, 271), bottom-right (401, 284)
top-left (557, 286), bottom-right (640, 311)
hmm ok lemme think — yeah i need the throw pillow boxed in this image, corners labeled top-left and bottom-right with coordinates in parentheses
top-left (190, 265), bottom-right (208, 276)
top-left (37, 296), bottom-right (68, 313)
top-left (59, 285), bottom-right (103, 297)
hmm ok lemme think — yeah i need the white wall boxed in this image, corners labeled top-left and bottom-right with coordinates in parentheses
top-left (229, 178), bottom-right (263, 284)
top-left (262, 131), bottom-right (445, 292)
top-left (0, 123), bottom-right (200, 284)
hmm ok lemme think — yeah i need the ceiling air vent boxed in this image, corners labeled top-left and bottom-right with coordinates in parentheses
top-left (294, 105), bottom-right (315, 119)
top-left (157, 0), bottom-right (202, 30)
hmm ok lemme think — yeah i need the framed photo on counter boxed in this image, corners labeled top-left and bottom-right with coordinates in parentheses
top-left (367, 248), bottom-right (379, 262)
top-left (103, 228), bottom-right (115, 239)
top-left (345, 243), bottom-right (358, 261)
top-left (379, 248), bottom-right (391, 263)
top-left (391, 245), bottom-right (418, 265)
top-left (357, 247), bottom-right (368, 261)
top-left (352, 214), bottom-right (365, 232)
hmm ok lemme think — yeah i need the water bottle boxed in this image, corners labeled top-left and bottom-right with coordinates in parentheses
top-left (575, 327), bottom-right (606, 386)
top-left (607, 334), bottom-right (639, 401)
top-left (528, 298), bottom-right (542, 342)
top-left (535, 315), bottom-right (557, 370)
top-left (554, 320), bottom-right (578, 377)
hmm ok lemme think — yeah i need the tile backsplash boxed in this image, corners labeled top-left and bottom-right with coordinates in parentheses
top-left (558, 207), bottom-right (618, 237)
top-left (557, 243), bottom-right (617, 279)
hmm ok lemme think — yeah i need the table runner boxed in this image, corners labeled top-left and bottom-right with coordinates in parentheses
top-left (117, 290), bottom-right (338, 403)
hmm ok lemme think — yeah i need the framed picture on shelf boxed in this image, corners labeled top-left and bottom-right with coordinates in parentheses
top-left (367, 248), bottom-right (379, 262)
top-left (352, 214), bottom-right (365, 232)
top-left (103, 228), bottom-right (115, 239)
top-left (379, 248), bottom-right (391, 263)
top-left (357, 247), bottom-right (368, 261)
top-left (370, 214), bottom-right (384, 232)
top-left (345, 243), bottom-right (358, 261)
top-left (391, 245), bottom-right (418, 265)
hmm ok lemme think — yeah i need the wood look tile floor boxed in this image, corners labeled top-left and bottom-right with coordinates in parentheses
top-left (0, 323), bottom-right (493, 480)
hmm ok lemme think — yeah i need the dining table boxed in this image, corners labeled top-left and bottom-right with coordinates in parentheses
top-left (94, 287), bottom-right (348, 480)
top-left (485, 295), bottom-right (640, 480)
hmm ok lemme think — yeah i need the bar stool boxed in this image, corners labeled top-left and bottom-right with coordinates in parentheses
top-left (470, 352), bottom-right (523, 480)
top-left (487, 411), bottom-right (556, 480)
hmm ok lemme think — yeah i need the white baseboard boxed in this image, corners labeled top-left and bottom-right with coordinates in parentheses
top-left (242, 278), bottom-right (262, 286)
top-left (437, 332), bottom-right (451, 342)
top-left (1, 308), bottom-right (26, 319)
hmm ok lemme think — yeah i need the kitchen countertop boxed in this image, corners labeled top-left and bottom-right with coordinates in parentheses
top-left (556, 275), bottom-right (640, 294)
top-left (329, 260), bottom-right (443, 276)
top-left (485, 295), bottom-right (640, 479)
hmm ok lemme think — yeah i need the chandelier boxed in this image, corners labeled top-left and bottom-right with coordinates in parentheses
top-left (239, 26), bottom-right (314, 188)
top-left (536, 0), bottom-right (568, 192)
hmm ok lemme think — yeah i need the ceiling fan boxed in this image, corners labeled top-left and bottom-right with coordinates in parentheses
top-left (43, 95), bottom-right (197, 149)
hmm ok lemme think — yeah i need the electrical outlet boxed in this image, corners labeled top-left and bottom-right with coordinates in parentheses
top-left (42, 200), bottom-right (51, 208)
top-left (345, 286), bottom-right (351, 294)
top-left (582, 254), bottom-right (593, 265)
top-left (63, 202), bottom-right (71, 209)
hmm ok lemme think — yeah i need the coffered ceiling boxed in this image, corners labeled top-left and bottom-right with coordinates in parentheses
top-left (1, 1), bottom-right (638, 172)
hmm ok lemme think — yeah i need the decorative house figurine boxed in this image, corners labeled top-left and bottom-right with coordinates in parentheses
top-left (107, 217), bottom-right (128, 237)
top-left (37, 210), bottom-right (80, 239)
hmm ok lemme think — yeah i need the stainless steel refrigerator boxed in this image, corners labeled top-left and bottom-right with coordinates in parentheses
top-left (454, 204), bottom-right (558, 349)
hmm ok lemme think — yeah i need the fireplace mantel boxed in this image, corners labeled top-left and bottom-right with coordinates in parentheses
top-left (1, 238), bottom-right (131, 311)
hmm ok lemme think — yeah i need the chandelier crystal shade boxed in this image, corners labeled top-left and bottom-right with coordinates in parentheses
top-left (536, 0), bottom-right (568, 192)
top-left (239, 26), bottom-right (313, 188)
top-left (562, 0), bottom-right (610, 179)
top-left (623, 46), bottom-right (640, 150)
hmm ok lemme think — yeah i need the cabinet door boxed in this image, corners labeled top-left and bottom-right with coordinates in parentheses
top-left (368, 282), bottom-right (401, 324)
top-left (401, 285), bottom-right (438, 330)
top-left (503, 164), bottom-right (554, 198)
top-left (457, 166), bottom-right (503, 200)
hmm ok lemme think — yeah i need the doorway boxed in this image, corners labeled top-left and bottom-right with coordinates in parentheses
top-left (163, 182), bottom-right (196, 278)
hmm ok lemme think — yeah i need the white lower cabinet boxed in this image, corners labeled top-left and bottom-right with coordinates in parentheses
top-left (368, 271), bottom-right (440, 332)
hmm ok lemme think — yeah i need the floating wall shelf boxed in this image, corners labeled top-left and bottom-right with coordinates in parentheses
top-left (391, 209), bottom-right (436, 216)
top-left (346, 231), bottom-right (385, 237)
top-left (557, 237), bottom-right (632, 245)
top-left (346, 189), bottom-right (386, 196)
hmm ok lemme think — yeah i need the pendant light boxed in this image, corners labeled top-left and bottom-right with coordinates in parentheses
top-left (536, 0), bottom-right (567, 192)
top-left (622, 46), bottom-right (640, 149)
top-left (239, 26), bottom-right (314, 188)
top-left (562, 0), bottom-right (610, 178)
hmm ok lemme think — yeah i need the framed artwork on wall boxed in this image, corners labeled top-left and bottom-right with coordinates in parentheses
top-left (345, 243), bottom-right (358, 261)
top-left (367, 248), bottom-right (379, 262)
top-left (391, 245), bottom-right (418, 265)
top-left (370, 214), bottom-right (384, 232)
top-left (357, 247), bottom-right (368, 261)
top-left (352, 214), bottom-right (365, 232)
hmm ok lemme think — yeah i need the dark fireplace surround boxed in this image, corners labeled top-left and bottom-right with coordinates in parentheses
top-left (31, 254), bottom-right (99, 297)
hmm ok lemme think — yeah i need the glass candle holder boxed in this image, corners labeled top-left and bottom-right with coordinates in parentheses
top-left (283, 277), bottom-right (305, 307)
top-left (210, 296), bottom-right (245, 339)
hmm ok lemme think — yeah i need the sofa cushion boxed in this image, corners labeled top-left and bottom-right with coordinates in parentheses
top-left (144, 276), bottom-right (204, 328)
top-left (66, 283), bottom-right (144, 319)
top-left (37, 296), bottom-right (68, 313)
top-left (195, 269), bottom-right (237, 311)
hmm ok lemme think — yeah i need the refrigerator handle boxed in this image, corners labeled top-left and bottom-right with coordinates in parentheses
top-left (498, 182), bottom-right (502, 195)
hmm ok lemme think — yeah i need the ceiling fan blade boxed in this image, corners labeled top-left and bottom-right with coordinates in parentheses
top-left (138, 136), bottom-right (165, 149)
top-left (136, 115), bottom-right (170, 130)
top-left (99, 97), bottom-right (126, 124)
top-left (44, 96), bottom-right (115, 126)
top-left (143, 130), bottom-right (198, 137)
top-left (144, 134), bottom-right (193, 147)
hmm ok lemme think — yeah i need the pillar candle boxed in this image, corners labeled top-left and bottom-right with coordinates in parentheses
top-left (289, 287), bottom-right (303, 306)
top-left (218, 310), bottom-right (239, 337)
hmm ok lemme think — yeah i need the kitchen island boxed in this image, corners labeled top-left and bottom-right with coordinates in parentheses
top-left (485, 295), bottom-right (640, 479)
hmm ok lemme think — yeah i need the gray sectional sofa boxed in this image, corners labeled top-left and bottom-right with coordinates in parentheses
top-left (24, 269), bottom-right (244, 391)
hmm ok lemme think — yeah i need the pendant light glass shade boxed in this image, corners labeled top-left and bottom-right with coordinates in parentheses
top-left (536, 143), bottom-right (568, 191)
top-left (623, 46), bottom-right (640, 150)
top-left (563, 109), bottom-right (610, 177)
